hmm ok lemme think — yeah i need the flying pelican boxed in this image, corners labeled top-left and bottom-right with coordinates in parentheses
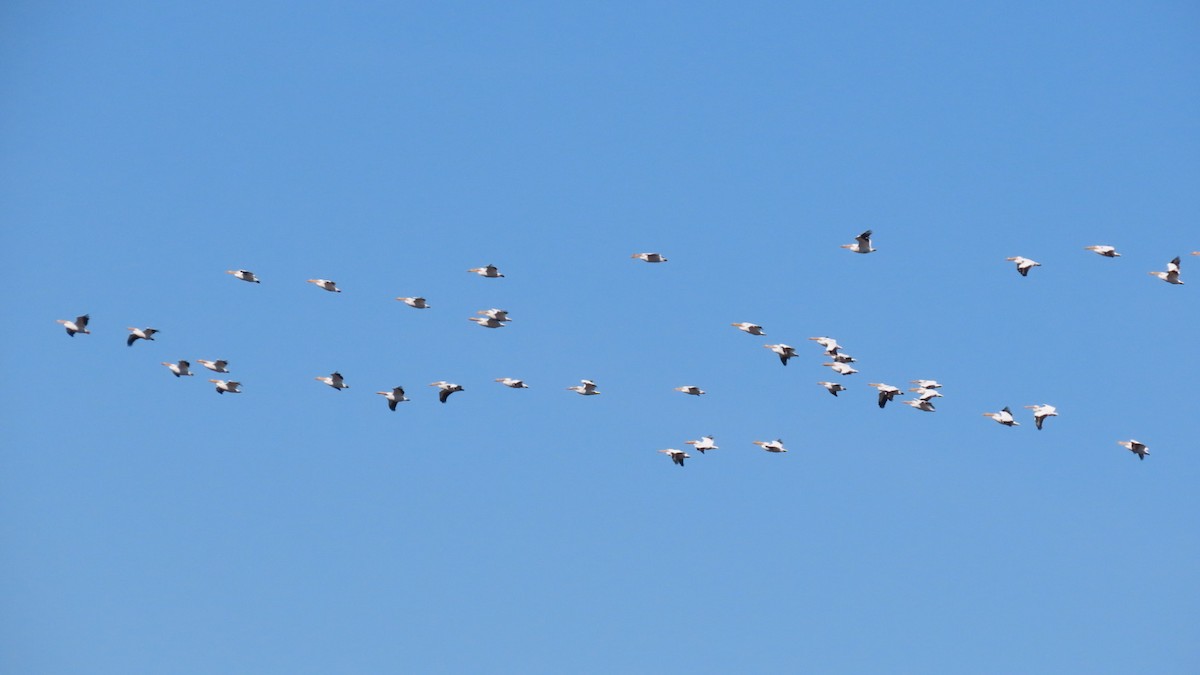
top-left (56, 314), bottom-right (90, 337)
top-left (468, 317), bottom-right (506, 328)
top-left (808, 336), bottom-right (841, 355)
top-left (823, 361), bottom-right (858, 376)
top-left (832, 352), bottom-right (856, 364)
top-left (397, 297), bottom-right (430, 308)
top-left (903, 399), bottom-right (936, 412)
top-left (983, 406), bottom-right (1019, 426)
top-left (909, 387), bottom-right (943, 402)
top-left (162, 360), bottom-right (193, 377)
top-left (1084, 246), bottom-right (1120, 258)
top-left (430, 381), bottom-right (464, 403)
top-left (840, 230), bottom-right (875, 254)
top-left (315, 372), bottom-right (349, 390)
top-left (467, 264), bottom-right (504, 278)
top-left (764, 344), bottom-right (798, 366)
top-left (226, 269), bottom-right (260, 283)
top-left (910, 379), bottom-right (942, 390)
top-left (685, 435), bottom-right (718, 453)
top-left (197, 359), bottom-right (229, 373)
top-left (495, 378), bottom-right (529, 388)
top-left (869, 383), bottom-right (903, 409)
top-left (477, 309), bottom-right (511, 321)
top-left (126, 327), bottom-right (159, 346)
top-left (631, 252), bottom-right (668, 263)
top-left (753, 439), bottom-right (788, 453)
top-left (658, 448), bottom-right (689, 466)
top-left (1117, 439), bottom-right (1149, 461)
top-left (731, 322), bottom-right (765, 335)
top-left (566, 379), bottom-right (600, 395)
top-left (674, 385), bottom-right (706, 396)
top-left (1149, 256), bottom-right (1183, 285)
top-left (209, 379), bottom-right (241, 394)
top-left (376, 386), bottom-right (409, 410)
top-left (818, 381), bottom-right (847, 397)
top-left (1006, 256), bottom-right (1041, 277)
top-left (306, 279), bottom-right (341, 292)
top-left (1025, 404), bottom-right (1058, 430)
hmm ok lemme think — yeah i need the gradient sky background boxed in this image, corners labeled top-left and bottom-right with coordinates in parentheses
top-left (2, 2), bottom-right (1198, 673)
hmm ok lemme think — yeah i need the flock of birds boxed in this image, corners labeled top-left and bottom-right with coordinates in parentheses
top-left (56, 231), bottom-right (1193, 466)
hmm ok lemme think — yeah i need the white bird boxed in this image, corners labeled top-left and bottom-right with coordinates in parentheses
top-left (1149, 256), bottom-right (1183, 285)
top-left (162, 360), bottom-right (193, 377)
top-left (1084, 245), bottom-right (1120, 258)
top-left (832, 352), bottom-right (856, 364)
top-left (1117, 439), bottom-right (1150, 461)
top-left (910, 379), bottom-right (942, 390)
top-left (396, 296), bottom-right (430, 308)
top-left (126, 327), bottom-right (159, 346)
top-left (685, 435), bottom-right (718, 453)
top-left (903, 399), bottom-right (936, 412)
top-left (209, 379), bottom-right (241, 394)
top-left (306, 278), bottom-right (341, 292)
top-left (1006, 256), bottom-right (1041, 277)
top-left (495, 378), bottom-right (529, 388)
top-left (731, 322), bottom-right (765, 335)
top-left (430, 381), bottom-right (464, 403)
top-left (468, 316), bottom-right (506, 328)
top-left (467, 264), bottom-right (504, 278)
top-left (226, 269), bottom-right (260, 283)
top-left (840, 230), bottom-right (875, 254)
top-left (764, 343), bottom-right (798, 366)
top-left (869, 383), bottom-right (903, 408)
top-left (376, 386), bottom-right (409, 411)
top-left (818, 381), bottom-right (847, 397)
top-left (56, 313), bottom-right (90, 337)
top-left (909, 387), bottom-right (943, 402)
top-left (566, 379), bottom-right (600, 395)
top-left (1025, 404), bottom-right (1058, 430)
top-left (753, 439), bottom-right (788, 453)
top-left (631, 252), bottom-right (668, 263)
top-left (808, 336), bottom-right (842, 355)
top-left (315, 371), bottom-right (349, 390)
top-left (674, 385), bottom-right (705, 396)
top-left (197, 359), bottom-right (229, 373)
top-left (823, 361), bottom-right (858, 376)
top-left (983, 406), bottom-right (1019, 426)
top-left (658, 448), bottom-right (689, 466)
top-left (477, 308), bottom-right (511, 321)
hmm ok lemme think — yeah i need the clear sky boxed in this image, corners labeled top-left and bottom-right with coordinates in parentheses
top-left (2, 2), bottom-right (1197, 673)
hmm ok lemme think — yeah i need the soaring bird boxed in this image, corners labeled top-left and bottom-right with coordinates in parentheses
top-left (1149, 256), bottom-right (1183, 285)
top-left (209, 379), bottom-right (241, 394)
top-left (376, 386), bottom-right (409, 410)
top-left (818, 381), bottom-right (847, 397)
top-left (1117, 439), bottom-right (1149, 461)
top-left (731, 322), bottom-right (765, 335)
top-left (495, 378), bottom-right (529, 388)
top-left (397, 297), bottom-right (430, 308)
top-left (764, 344), bottom-right (798, 366)
top-left (685, 435), bottom-right (718, 453)
top-left (56, 314), bottom-right (90, 337)
top-left (468, 317), bottom-right (506, 328)
top-left (1006, 256), bottom-right (1041, 277)
top-left (226, 269), bottom-right (260, 283)
top-left (840, 230), bottom-right (875, 254)
top-left (477, 309), bottom-right (511, 322)
top-left (903, 399), bottom-right (936, 412)
top-left (467, 264), bottom-right (504, 278)
top-left (315, 372), bottom-right (349, 390)
top-left (197, 359), bottom-right (229, 373)
top-left (909, 387), bottom-right (943, 402)
top-left (1025, 404), bottom-right (1058, 430)
top-left (832, 352), bottom-right (856, 364)
top-left (910, 379), bottom-right (942, 390)
top-left (823, 361), bottom-right (858, 376)
top-left (307, 278), bottom-right (341, 292)
top-left (430, 381), bottom-right (464, 403)
top-left (1084, 246), bottom-right (1120, 258)
top-left (126, 327), bottom-right (159, 346)
top-left (566, 379), bottom-right (600, 395)
top-left (162, 360), bottom-right (193, 377)
top-left (631, 252), bottom-right (668, 263)
top-left (658, 448), bottom-right (689, 466)
top-left (869, 383), bottom-right (903, 409)
top-left (753, 439), bottom-right (788, 453)
top-left (983, 406), bottom-right (1019, 426)
top-left (808, 336), bottom-right (842, 355)
top-left (674, 385), bottom-right (705, 396)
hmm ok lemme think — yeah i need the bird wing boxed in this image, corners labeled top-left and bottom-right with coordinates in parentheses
top-left (857, 230), bottom-right (872, 246)
top-left (126, 334), bottom-right (137, 346)
top-left (388, 398), bottom-right (398, 411)
top-left (331, 372), bottom-right (344, 386)
top-left (76, 314), bottom-right (89, 327)
top-left (394, 386), bottom-right (406, 399)
top-left (439, 388), bottom-right (451, 403)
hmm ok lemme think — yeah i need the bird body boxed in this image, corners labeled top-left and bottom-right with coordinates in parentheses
top-left (840, 230), bottom-right (875, 254)
top-left (162, 360), bottom-right (193, 377)
top-left (430, 381), bottom-right (464, 403)
top-left (1149, 257), bottom-right (1183, 285)
top-left (910, 387), bottom-right (943, 401)
top-left (397, 297), bottom-right (430, 308)
top-left (567, 379), bottom-right (600, 395)
top-left (307, 278), bottom-right (341, 292)
top-left (1117, 439), bottom-right (1149, 460)
top-left (126, 327), bottom-right (159, 346)
top-left (823, 361), bottom-right (858, 376)
top-left (1006, 256), bottom-right (1041, 277)
top-left (753, 439), bottom-right (788, 453)
top-left (315, 372), bottom-right (349, 390)
top-left (658, 448), bottom-right (689, 466)
top-left (869, 383), bottom-right (903, 408)
top-left (903, 399), bottom-right (936, 412)
top-left (685, 436), bottom-right (718, 453)
top-left (57, 314), bottom-right (90, 337)
top-left (818, 381), bottom-right (847, 396)
top-left (731, 322), bottom-right (765, 335)
top-left (631, 252), bottom-right (668, 263)
top-left (376, 387), bottom-right (409, 410)
top-left (469, 317), bottom-right (506, 328)
top-left (910, 379), bottom-right (942, 390)
top-left (1025, 404), bottom-right (1058, 430)
top-left (495, 378), bottom-right (529, 388)
top-left (477, 308), bottom-right (511, 322)
top-left (764, 343), bottom-right (798, 366)
top-left (674, 385), bottom-right (705, 396)
top-left (467, 264), bottom-right (504, 277)
top-left (209, 379), bottom-right (241, 394)
top-left (1084, 246), bottom-right (1120, 258)
top-left (197, 359), bottom-right (229, 373)
top-left (808, 336), bottom-right (841, 355)
top-left (984, 406), bottom-right (1019, 426)
top-left (226, 269), bottom-right (260, 283)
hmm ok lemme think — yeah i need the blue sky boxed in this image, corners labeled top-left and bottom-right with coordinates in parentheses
top-left (2, 2), bottom-right (1197, 673)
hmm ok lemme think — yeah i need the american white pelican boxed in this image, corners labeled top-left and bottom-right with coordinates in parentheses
top-left (376, 386), bottom-right (409, 410)
top-left (467, 264), bottom-right (504, 278)
top-left (823, 361), bottom-right (858, 376)
top-left (1149, 256), bottom-right (1183, 285)
top-left (209, 379), bottom-right (241, 394)
top-left (869, 383), bottom-right (903, 408)
top-left (56, 314), bottom-right (90, 337)
top-left (430, 381), bottom-right (464, 403)
top-left (1084, 246), bottom-right (1120, 258)
top-left (983, 406), bottom-right (1019, 426)
top-left (903, 399), bottom-right (936, 412)
top-left (1117, 439), bottom-right (1149, 460)
top-left (477, 309), bottom-right (511, 321)
top-left (495, 378), bottom-right (529, 388)
top-left (631, 252), bottom-right (668, 263)
top-left (674, 385), bottom-right (705, 396)
top-left (162, 360), bottom-right (193, 377)
top-left (126, 327), bottom-right (159, 346)
top-left (832, 352), bottom-right (856, 364)
top-left (685, 435), bottom-right (718, 453)
top-left (764, 343), bottom-right (798, 366)
top-left (226, 269), bottom-right (260, 283)
top-left (731, 322), bottom-right (765, 335)
top-left (306, 278), bottom-right (341, 292)
top-left (808, 336), bottom-right (841, 355)
top-left (1024, 404), bottom-right (1058, 430)
top-left (566, 379), bottom-right (600, 395)
top-left (840, 230), bottom-right (875, 254)
top-left (658, 448), bottom-right (689, 466)
top-left (468, 316), bottom-right (505, 328)
top-left (1006, 256), bottom-right (1041, 277)
top-left (910, 379), bottom-right (942, 390)
top-left (818, 381), bottom-right (847, 397)
top-left (753, 439), bottom-right (787, 453)
top-left (397, 297), bottom-right (430, 308)
top-left (197, 359), bottom-right (229, 373)
top-left (315, 371), bottom-right (349, 390)
top-left (909, 387), bottom-right (943, 402)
